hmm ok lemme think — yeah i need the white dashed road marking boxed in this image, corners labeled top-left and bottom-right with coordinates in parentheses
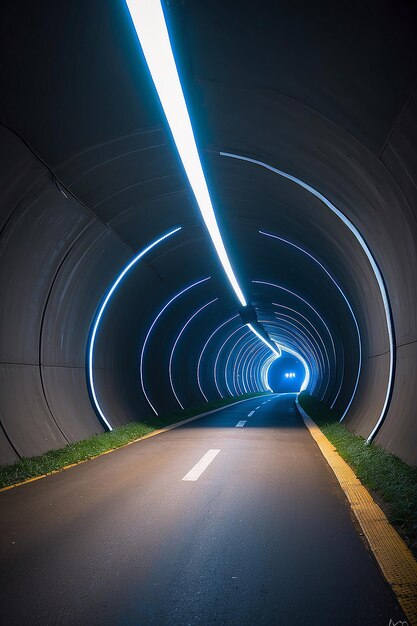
top-left (182, 449), bottom-right (221, 481)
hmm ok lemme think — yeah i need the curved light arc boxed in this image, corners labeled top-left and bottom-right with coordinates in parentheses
top-left (169, 298), bottom-right (218, 409)
top-left (87, 226), bottom-right (181, 431)
top-left (140, 276), bottom-right (211, 415)
top-left (260, 230), bottom-right (361, 415)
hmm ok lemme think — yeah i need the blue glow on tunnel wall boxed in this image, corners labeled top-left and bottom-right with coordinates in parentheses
top-left (87, 227), bottom-right (181, 431)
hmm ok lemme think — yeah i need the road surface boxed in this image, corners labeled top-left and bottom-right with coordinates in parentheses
top-left (0, 394), bottom-right (406, 625)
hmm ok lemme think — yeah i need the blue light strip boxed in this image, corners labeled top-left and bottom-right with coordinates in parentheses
top-left (87, 226), bottom-right (181, 430)
top-left (140, 276), bottom-right (211, 415)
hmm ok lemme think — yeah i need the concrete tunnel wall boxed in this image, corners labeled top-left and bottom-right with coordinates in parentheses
top-left (0, 1), bottom-right (416, 466)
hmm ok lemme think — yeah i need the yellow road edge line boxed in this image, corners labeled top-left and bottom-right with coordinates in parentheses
top-left (296, 396), bottom-right (417, 625)
top-left (0, 394), bottom-right (269, 494)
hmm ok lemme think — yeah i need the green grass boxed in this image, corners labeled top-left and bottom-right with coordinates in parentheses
top-left (0, 392), bottom-right (268, 489)
top-left (298, 391), bottom-right (417, 554)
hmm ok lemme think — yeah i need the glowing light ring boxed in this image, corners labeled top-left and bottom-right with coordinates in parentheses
top-left (224, 326), bottom-right (252, 396)
top-left (261, 354), bottom-right (277, 392)
top-left (260, 230), bottom-right (361, 413)
top-left (253, 279), bottom-right (336, 394)
top-left (266, 345), bottom-right (310, 392)
top-left (232, 335), bottom-right (257, 395)
top-left (259, 319), bottom-right (316, 391)
top-left (269, 316), bottom-right (323, 376)
top-left (221, 329), bottom-right (252, 396)
top-left (264, 320), bottom-right (320, 388)
top-left (273, 313), bottom-right (328, 394)
top-left (269, 323), bottom-right (322, 396)
top-left (222, 152), bottom-right (394, 441)
top-left (242, 342), bottom-right (266, 394)
top-left (87, 226), bottom-right (181, 430)
top-left (241, 344), bottom-right (260, 393)
top-left (232, 335), bottom-right (259, 395)
top-left (126, 1), bottom-right (246, 305)
top-left (249, 346), bottom-right (270, 392)
top-left (261, 323), bottom-right (315, 392)
top-left (263, 324), bottom-right (320, 395)
top-left (196, 315), bottom-right (240, 401)
top-left (241, 343), bottom-right (263, 393)
top-left (223, 331), bottom-right (243, 396)
top-left (140, 276), bottom-right (211, 415)
top-left (214, 326), bottom-right (248, 398)
top-left (169, 298), bottom-right (218, 409)
top-left (274, 303), bottom-right (332, 387)
top-left (274, 308), bottom-right (329, 382)
top-left (243, 346), bottom-right (259, 393)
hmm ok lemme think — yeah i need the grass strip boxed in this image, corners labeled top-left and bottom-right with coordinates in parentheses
top-left (0, 392), bottom-right (268, 490)
top-left (298, 391), bottom-right (417, 555)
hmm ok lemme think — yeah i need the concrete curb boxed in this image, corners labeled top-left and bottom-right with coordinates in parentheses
top-left (296, 396), bottom-right (417, 625)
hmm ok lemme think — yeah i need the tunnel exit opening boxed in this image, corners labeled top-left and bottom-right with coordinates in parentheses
top-left (267, 353), bottom-right (304, 393)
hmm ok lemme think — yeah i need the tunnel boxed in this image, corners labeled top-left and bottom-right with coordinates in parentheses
top-left (0, 0), bottom-right (416, 470)
top-left (267, 354), bottom-right (305, 394)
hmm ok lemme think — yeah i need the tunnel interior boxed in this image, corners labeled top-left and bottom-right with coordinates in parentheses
top-left (0, 0), bottom-right (416, 466)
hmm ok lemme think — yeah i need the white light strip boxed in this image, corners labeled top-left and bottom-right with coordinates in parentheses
top-left (246, 323), bottom-right (281, 356)
top-left (88, 226), bottom-right (181, 430)
top-left (168, 298), bottom-right (218, 409)
top-left (222, 152), bottom-right (394, 442)
top-left (126, 0), bottom-right (246, 306)
top-left (196, 315), bottom-right (239, 401)
top-left (140, 276), bottom-right (211, 415)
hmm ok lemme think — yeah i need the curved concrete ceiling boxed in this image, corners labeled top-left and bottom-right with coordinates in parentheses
top-left (0, 0), bottom-right (416, 465)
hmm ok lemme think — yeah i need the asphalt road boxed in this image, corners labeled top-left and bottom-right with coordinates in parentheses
top-left (0, 393), bottom-right (406, 625)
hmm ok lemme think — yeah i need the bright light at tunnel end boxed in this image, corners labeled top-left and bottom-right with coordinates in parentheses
top-left (125, 0), bottom-right (247, 307)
